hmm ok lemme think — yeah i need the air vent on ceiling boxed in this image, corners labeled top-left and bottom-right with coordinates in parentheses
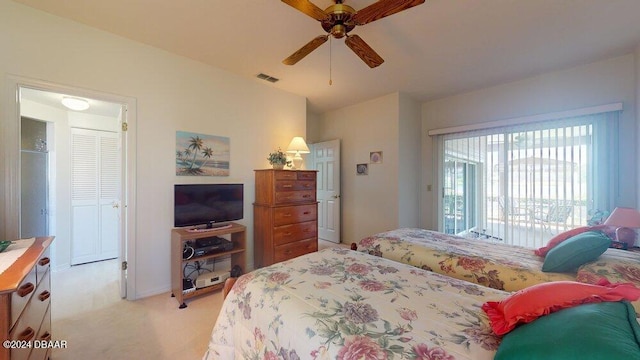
top-left (257, 73), bottom-right (279, 83)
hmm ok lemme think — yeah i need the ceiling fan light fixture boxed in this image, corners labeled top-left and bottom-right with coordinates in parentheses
top-left (282, 0), bottom-right (425, 68)
top-left (61, 96), bottom-right (90, 111)
top-left (331, 24), bottom-right (347, 38)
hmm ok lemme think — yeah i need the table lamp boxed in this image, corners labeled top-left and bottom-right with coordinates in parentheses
top-left (603, 207), bottom-right (640, 249)
top-left (286, 136), bottom-right (310, 170)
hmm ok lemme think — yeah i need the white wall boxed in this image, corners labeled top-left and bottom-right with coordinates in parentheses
top-left (398, 93), bottom-right (421, 228)
top-left (421, 54), bottom-right (638, 230)
top-left (313, 92), bottom-right (421, 243)
top-left (0, 1), bottom-right (307, 298)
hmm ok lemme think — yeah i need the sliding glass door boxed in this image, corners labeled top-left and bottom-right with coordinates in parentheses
top-left (439, 112), bottom-right (618, 248)
top-left (443, 159), bottom-right (477, 235)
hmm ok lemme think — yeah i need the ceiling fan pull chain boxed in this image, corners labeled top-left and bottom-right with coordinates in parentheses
top-left (329, 36), bottom-right (333, 85)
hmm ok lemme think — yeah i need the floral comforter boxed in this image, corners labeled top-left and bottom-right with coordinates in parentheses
top-left (204, 248), bottom-right (505, 360)
top-left (357, 228), bottom-right (575, 292)
top-left (577, 248), bottom-right (640, 315)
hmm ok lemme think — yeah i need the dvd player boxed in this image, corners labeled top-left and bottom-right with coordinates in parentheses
top-left (193, 236), bottom-right (233, 256)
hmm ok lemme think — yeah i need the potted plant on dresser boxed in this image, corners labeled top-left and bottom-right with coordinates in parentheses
top-left (267, 148), bottom-right (291, 170)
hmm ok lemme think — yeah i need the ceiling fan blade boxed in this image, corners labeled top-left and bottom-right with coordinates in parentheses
top-left (282, 35), bottom-right (329, 65)
top-left (352, 0), bottom-right (425, 26)
top-left (281, 0), bottom-right (330, 21)
top-left (345, 34), bottom-right (384, 68)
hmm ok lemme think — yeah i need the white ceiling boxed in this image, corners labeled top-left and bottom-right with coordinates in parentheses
top-left (13, 0), bottom-right (640, 114)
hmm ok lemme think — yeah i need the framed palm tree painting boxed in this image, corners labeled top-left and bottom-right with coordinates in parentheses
top-left (176, 131), bottom-right (230, 176)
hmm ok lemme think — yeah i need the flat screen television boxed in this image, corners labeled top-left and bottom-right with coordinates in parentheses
top-left (174, 183), bottom-right (243, 228)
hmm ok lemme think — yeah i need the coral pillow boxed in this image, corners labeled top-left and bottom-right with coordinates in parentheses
top-left (534, 226), bottom-right (594, 257)
top-left (482, 279), bottom-right (640, 336)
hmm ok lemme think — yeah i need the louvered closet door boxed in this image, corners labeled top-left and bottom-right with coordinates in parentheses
top-left (71, 128), bottom-right (121, 265)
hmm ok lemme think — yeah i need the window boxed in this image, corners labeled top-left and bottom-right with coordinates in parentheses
top-left (434, 107), bottom-right (620, 248)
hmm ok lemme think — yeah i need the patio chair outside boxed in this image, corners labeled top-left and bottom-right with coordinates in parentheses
top-left (498, 196), bottom-right (530, 221)
top-left (532, 203), bottom-right (573, 234)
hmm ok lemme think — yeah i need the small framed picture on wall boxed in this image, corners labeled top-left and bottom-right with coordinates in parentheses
top-left (356, 163), bottom-right (368, 175)
top-left (370, 151), bottom-right (383, 164)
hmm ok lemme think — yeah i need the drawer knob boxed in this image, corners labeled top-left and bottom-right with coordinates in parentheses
top-left (18, 327), bottom-right (35, 342)
top-left (17, 282), bottom-right (35, 297)
top-left (39, 290), bottom-right (51, 302)
top-left (282, 213), bottom-right (292, 217)
top-left (282, 184), bottom-right (293, 188)
top-left (38, 257), bottom-right (50, 266)
top-left (284, 232), bottom-right (292, 236)
top-left (303, 211), bottom-right (310, 215)
top-left (303, 195), bottom-right (310, 198)
top-left (39, 332), bottom-right (52, 342)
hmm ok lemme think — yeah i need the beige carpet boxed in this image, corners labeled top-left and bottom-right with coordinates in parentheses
top-left (50, 240), bottom-right (346, 359)
top-left (51, 259), bottom-right (223, 360)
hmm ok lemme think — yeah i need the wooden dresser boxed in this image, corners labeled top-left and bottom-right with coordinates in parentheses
top-left (254, 169), bottom-right (318, 268)
top-left (0, 236), bottom-right (53, 360)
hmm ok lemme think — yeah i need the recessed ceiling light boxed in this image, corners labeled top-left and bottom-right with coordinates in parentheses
top-left (61, 96), bottom-right (90, 111)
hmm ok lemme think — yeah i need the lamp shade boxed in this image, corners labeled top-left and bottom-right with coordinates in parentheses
top-left (286, 137), bottom-right (310, 154)
top-left (604, 207), bottom-right (640, 248)
top-left (604, 207), bottom-right (640, 228)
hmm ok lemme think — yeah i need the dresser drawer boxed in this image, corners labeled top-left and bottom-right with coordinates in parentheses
top-left (273, 204), bottom-right (317, 226)
top-left (296, 172), bottom-right (316, 180)
top-left (30, 270), bottom-right (51, 329)
top-left (36, 248), bottom-right (51, 284)
top-left (274, 190), bottom-right (315, 204)
top-left (10, 270), bottom-right (51, 360)
top-left (273, 171), bottom-right (298, 180)
top-left (275, 180), bottom-right (315, 192)
top-left (274, 221), bottom-right (318, 246)
top-left (10, 267), bottom-right (37, 329)
top-left (28, 304), bottom-right (51, 360)
top-left (274, 238), bottom-right (318, 263)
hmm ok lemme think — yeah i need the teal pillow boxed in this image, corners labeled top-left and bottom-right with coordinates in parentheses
top-left (542, 231), bottom-right (610, 272)
top-left (495, 301), bottom-right (640, 360)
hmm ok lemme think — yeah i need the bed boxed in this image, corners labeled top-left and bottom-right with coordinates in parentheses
top-left (355, 228), bottom-right (576, 292)
top-left (204, 247), bottom-right (505, 359)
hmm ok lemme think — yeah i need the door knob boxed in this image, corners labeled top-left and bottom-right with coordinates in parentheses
top-left (332, 195), bottom-right (341, 199)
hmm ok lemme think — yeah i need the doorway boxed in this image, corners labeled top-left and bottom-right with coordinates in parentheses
top-left (20, 117), bottom-right (50, 238)
top-left (0, 77), bottom-right (137, 300)
top-left (312, 139), bottom-right (341, 243)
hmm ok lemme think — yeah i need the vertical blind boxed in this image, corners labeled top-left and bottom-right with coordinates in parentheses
top-left (436, 110), bottom-right (619, 248)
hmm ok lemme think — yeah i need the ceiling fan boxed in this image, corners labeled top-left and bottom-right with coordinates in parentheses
top-left (282, 0), bottom-right (425, 68)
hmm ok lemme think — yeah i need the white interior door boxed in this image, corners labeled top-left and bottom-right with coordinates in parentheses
top-left (313, 139), bottom-right (341, 243)
top-left (71, 128), bottom-right (121, 265)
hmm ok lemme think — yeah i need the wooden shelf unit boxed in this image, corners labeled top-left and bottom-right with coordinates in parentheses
top-left (170, 223), bottom-right (246, 309)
